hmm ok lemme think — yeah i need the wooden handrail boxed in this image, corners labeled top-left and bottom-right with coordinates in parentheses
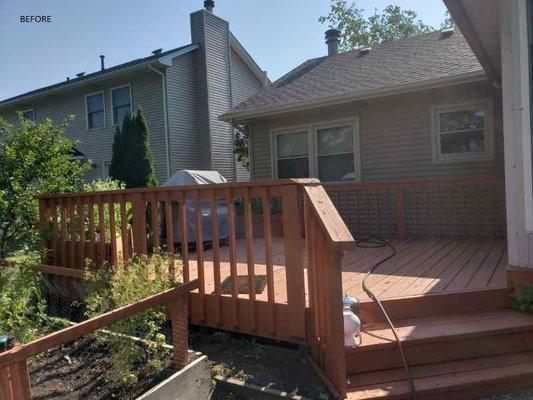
top-left (301, 184), bottom-right (356, 250)
top-left (35, 178), bottom-right (300, 199)
top-left (0, 279), bottom-right (199, 369)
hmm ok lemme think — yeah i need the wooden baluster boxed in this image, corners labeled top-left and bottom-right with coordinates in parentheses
top-left (178, 192), bottom-right (189, 282)
top-left (60, 198), bottom-right (68, 268)
top-left (436, 187), bottom-right (442, 237)
top-left (98, 196), bottom-right (106, 265)
top-left (150, 193), bottom-right (160, 252)
top-left (78, 199), bottom-right (86, 268)
top-left (260, 187), bottom-right (275, 336)
top-left (448, 188), bottom-right (453, 236)
top-left (194, 191), bottom-right (206, 323)
top-left (304, 197), bottom-right (319, 354)
top-left (120, 195), bottom-right (129, 262)
top-left (281, 185), bottom-right (306, 341)
top-left (396, 189), bottom-right (406, 238)
top-left (68, 198), bottom-right (76, 268)
top-left (131, 193), bottom-right (147, 256)
top-left (225, 189), bottom-right (239, 329)
top-left (88, 199), bottom-right (97, 266)
top-left (243, 188), bottom-right (256, 332)
top-left (165, 192), bottom-right (175, 279)
top-left (50, 199), bottom-right (59, 266)
top-left (413, 188), bottom-right (419, 237)
top-left (0, 366), bottom-right (13, 400)
top-left (425, 189), bottom-right (430, 236)
top-left (210, 189), bottom-right (222, 326)
top-left (108, 195), bottom-right (117, 265)
top-left (9, 360), bottom-right (31, 400)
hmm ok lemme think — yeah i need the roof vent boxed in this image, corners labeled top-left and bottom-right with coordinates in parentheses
top-left (152, 48), bottom-right (163, 55)
top-left (66, 77), bottom-right (70, 82)
top-left (100, 55), bottom-right (105, 71)
top-left (76, 72), bottom-right (85, 78)
top-left (440, 28), bottom-right (454, 38)
top-left (325, 28), bottom-right (341, 56)
top-left (359, 47), bottom-right (371, 55)
top-left (204, 0), bottom-right (214, 12)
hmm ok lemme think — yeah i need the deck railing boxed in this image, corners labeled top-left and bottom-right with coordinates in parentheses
top-left (37, 179), bottom-right (355, 396)
top-left (326, 176), bottom-right (506, 238)
top-left (0, 280), bottom-right (198, 400)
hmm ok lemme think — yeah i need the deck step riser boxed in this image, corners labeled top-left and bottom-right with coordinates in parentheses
top-left (358, 289), bottom-right (510, 326)
top-left (346, 329), bottom-right (533, 375)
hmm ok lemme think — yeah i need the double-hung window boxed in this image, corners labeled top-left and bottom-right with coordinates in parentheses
top-left (275, 131), bottom-right (310, 179)
top-left (317, 125), bottom-right (356, 182)
top-left (433, 103), bottom-right (492, 163)
top-left (111, 85), bottom-right (132, 125)
top-left (86, 92), bottom-right (105, 129)
top-left (21, 109), bottom-right (35, 121)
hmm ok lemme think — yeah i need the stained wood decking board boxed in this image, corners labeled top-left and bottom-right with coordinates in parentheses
top-left (187, 238), bottom-right (507, 306)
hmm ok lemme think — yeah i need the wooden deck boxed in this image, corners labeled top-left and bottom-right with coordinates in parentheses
top-left (187, 237), bottom-right (507, 304)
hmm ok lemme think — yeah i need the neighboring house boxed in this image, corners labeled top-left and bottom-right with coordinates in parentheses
top-left (0, 1), bottom-right (267, 183)
top-left (221, 29), bottom-right (503, 184)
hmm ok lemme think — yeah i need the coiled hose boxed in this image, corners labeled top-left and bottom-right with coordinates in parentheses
top-left (356, 235), bottom-right (417, 400)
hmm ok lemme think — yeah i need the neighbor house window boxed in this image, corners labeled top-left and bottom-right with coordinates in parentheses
top-left (111, 85), bottom-right (132, 125)
top-left (433, 103), bottom-right (492, 163)
top-left (86, 92), bottom-right (105, 129)
top-left (317, 125), bottom-right (356, 182)
top-left (21, 109), bottom-right (35, 121)
top-left (275, 131), bottom-right (310, 179)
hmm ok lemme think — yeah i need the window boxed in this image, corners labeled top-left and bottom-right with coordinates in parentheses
top-left (21, 109), bottom-right (35, 121)
top-left (317, 125), bottom-right (356, 182)
top-left (433, 103), bottom-right (492, 163)
top-left (111, 85), bottom-right (132, 125)
top-left (275, 131), bottom-right (310, 179)
top-left (86, 92), bottom-right (105, 129)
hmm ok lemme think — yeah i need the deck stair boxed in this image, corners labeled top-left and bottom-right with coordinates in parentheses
top-left (345, 293), bottom-right (533, 399)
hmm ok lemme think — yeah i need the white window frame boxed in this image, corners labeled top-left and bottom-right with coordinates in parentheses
top-left (85, 91), bottom-right (106, 130)
top-left (271, 125), bottom-right (313, 180)
top-left (270, 118), bottom-right (361, 183)
top-left (431, 101), bottom-right (494, 164)
top-left (110, 83), bottom-right (133, 126)
top-left (21, 108), bottom-right (35, 121)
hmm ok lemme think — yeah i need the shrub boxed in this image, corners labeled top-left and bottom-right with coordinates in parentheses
top-left (511, 284), bottom-right (533, 313)
top-left (0, 116), bottom-right (90, 257)
top-left (0, 252), bottom-right (45, 343)
top-left (84, 253), bottom-right (182, 387)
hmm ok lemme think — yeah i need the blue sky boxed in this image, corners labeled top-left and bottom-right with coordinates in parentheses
top-left (0, 0), bottom-right (448, 101)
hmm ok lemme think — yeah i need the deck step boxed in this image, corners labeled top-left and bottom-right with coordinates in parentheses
top-left (346, 351), bottom-right (533, 400)
top-left (358, 288), bottom-right (510, 325)
top-left (346, 310), bottom-right (533, 374)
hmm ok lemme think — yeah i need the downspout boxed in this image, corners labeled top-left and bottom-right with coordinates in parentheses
top-left (149, 64), bottom-right (171, 179)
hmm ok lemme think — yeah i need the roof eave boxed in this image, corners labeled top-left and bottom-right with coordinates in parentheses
top-left (220, 71), bottom-right (488, 122)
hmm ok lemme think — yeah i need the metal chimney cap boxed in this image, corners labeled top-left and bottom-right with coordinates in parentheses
top-left (325, 28), bottom-right (341, 56)
top-left (204, 0), bottom-right (214, 12)
top-left (325, 28), bottom-right (341, 42)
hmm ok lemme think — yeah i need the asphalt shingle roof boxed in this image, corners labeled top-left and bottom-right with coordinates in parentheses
top-left (227, 30), bottom-right (483, 117)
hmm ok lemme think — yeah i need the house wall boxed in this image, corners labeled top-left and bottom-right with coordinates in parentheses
top-left (166, 51), bottom-right (200, 174)
top-left (0, 70), bottom-right (167, 183)
top-left (250, 79), bottom-right (503, 181)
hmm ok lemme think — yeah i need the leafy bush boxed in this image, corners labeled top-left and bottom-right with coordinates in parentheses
top-left (0, 252), bottom-right (45, 342)
top-left (511, 284), bottom-right (533, 313)
top-left (84, 253), bottom-right (182, 387)
top-left (0, 116), bottom-right (89, 257)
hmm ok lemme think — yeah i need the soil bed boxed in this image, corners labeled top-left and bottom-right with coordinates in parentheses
top-left (29, 336), bottom-right (184, 400)
top-left (189, 327), bottom-right (331, 400)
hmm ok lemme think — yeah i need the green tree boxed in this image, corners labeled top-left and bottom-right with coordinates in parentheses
top-left (319, 1), bottom-right (434, 51)
top-left (109, 109), bottom-right (157, 188)
top-left (440, 10), bottom-right (456, 30)
top-left (0, 116), bottom-right (89, 257)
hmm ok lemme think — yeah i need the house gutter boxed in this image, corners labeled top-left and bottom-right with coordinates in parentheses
top-left (220, 71), bottom-right (488, 122)
top-left (149, 64), bottom-right (171, 179)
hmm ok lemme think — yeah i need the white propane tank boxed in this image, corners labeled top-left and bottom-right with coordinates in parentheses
top-left (343, 305), bottom-right (362, 347)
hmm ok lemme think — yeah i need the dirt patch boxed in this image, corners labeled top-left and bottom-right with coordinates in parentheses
top-left (29, 336), bottom-right (183, 400)
top-left (189, 328), bottom-right (331, 400)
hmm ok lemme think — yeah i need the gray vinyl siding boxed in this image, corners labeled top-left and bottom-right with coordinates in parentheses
top-left (191, 10), bottom-right (236, 181)
top-left (251, 80), bottom-right (504, 180)
top-left (230, 48), bottom-right (264, 181)
top-left (0, 70), bottom-right (167, 183)
top-left (166, 51), bottom-right (199, 174)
